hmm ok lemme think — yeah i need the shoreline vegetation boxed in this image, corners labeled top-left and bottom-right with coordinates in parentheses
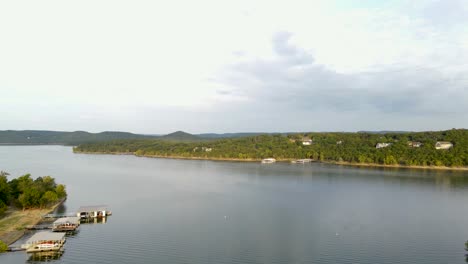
top-left (73, 129), bottom-right (468, 171)
top-left (73, 151), bottom-right (468, 171)
top-left (0, 172), bottom-right (67, 249)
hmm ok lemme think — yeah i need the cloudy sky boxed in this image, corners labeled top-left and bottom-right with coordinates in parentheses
top-left (1, 0), bottom-right (467, 134)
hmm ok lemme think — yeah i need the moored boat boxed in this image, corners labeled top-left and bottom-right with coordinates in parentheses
top-left (23, 232), bottom-right (66, 253)
top-left (52, 217), bottom-right (80, 232)
top-left (291, 159), bottom-right (312, 164)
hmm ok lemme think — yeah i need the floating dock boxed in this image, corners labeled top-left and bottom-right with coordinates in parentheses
top-left (43, 213), bottom-right (77, 219)
top-left (52, 217), bottom-right (80, 232)
top-left (22, 231), bottom-right (66, 253)
top-left (77, 205), bottom-right (112, 219)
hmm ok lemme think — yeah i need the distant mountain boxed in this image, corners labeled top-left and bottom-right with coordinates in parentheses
top-left (0, 130), bottom-right (157, 145)
top-left (0, 130), bottom-right (312, 145)
top-left (196, 132), bottom-right (265, 139)
top-left (160, 131), bottom-right (201, 141)
top-left (357, 131), bottom-right (412, 134)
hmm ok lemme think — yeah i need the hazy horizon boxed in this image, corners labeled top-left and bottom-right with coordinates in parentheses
top-left (1, 128), bottom-right (466, 136)
top-left (1, 0), bottom-right (467, 134)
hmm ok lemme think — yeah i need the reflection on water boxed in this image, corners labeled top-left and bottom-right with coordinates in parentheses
top-left (55, 203), bottom-right (67, 215)
top-left (27, 250), bottom-right (64, 262)
top-left (80, 217), bottom-right (108, 224)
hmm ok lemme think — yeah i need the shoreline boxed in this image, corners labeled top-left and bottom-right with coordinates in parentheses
top-left (0, 199), bottom-right (65, 246)
top-left (73, 150), bottom-right (468, 171)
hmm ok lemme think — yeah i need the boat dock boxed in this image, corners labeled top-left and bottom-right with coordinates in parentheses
top-left (9, 204), bottom-right (112, 259)
top-left (43, 213), bottom-right (77, 219)
top-left (77, 205), bottom-right (112, 219)
top-left (22, 231), bottom-right (66, 253)
top-left (7, 247), bottom-right (26, 252)
top-left (52, 217), bottom-right (80, 232)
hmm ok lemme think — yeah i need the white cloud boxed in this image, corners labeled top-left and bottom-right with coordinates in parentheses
top-left (0, 0), bottom-right (467, 133)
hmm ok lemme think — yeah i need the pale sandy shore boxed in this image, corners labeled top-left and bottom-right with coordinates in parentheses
top-left (74, 151), bottom-right (468, 171)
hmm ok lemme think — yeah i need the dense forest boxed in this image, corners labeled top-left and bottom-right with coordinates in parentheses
top-left (0, 172), bottom-right (67, 214)
top-left (0, 130), bottom-right (261, 145)
top-left (0, 130), bottom-right (158, 145)
top-left (74, 129), bottom-right (468, 168)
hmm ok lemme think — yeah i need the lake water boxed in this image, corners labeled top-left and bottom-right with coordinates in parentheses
top-left (1, 146), bottom-right (468, 263)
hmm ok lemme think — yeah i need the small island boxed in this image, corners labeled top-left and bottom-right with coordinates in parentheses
top-left (0, 171), bottom-right (67, 251)
top-left (73, 129), bottom-right (468, 170)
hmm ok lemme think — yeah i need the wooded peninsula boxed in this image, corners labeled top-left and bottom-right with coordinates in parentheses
top-left (74, 129), bottom-right (468, 169)
top-left (0, 172), bottom-right (67, 249)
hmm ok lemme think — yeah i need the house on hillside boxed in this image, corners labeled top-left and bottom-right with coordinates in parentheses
top-left (302, 137), bottom-right (313, 146)
top-left (376, 143), bottom-right (391, 149)
top-left (407, 141), bottom-right (423, 148)
top-left (193, 147), bottom-right (213, 152)
top-left (435, 141), bottom-right (453, 150)
top-left (336, 140), bottom-right (343, 145)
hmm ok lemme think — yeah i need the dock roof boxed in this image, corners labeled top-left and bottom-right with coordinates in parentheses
top-left (77, 205), bottom-right (109, 212)
top-left (25, 231), bottom-right (65, 244)
top-left (53, 216), bottom-right (80, 225)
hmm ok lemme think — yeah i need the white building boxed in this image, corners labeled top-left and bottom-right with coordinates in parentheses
top-left (435, 141), bottom-right (453, 150)
top-left (407, 141), bottom-right (423, 148)
top-left (302, 137), bottom-right (312, 145)
top-left (376, 143), bottom-right (391, 149)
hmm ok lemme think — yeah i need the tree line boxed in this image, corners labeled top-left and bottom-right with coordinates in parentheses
top-left (0, 171), bottom-right (67, 214)
top-left (74, 129), bottom-right (468, 167)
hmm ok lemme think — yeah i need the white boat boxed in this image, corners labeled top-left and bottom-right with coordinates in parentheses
top-left (261, 158), bottom-right (276, 163)
top-left (26, 242), bottom-right (62, 253)
top-left (291, 159), bottom-right (312, 164)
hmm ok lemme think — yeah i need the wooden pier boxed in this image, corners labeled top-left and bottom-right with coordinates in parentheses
top-left (7, 247), bottom-right (26, 252)
top-left (43, 213), bottom-right (76, 219)
top-left (26, 224), bottom-right (52, 230)
top-left (7, 204), bottom-right (112, 258)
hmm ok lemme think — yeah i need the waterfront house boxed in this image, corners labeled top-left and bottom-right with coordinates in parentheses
top-left (407, 141), bottom-right (423, 148)
top-left (435, 141), bottom-right (453, 150)
top-left (376, 143), bottom-right (391, 149)
top-left (302, 137), bottom-right (313, 145)
top-left (336, 140), bottom-right (343, 145)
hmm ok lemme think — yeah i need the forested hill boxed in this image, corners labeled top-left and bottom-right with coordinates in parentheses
top-left (0, 130), bottom-right (291, 145)
top-left (0, 130), bottom-right (158, 145)
top-left (74, 129), bottom-right (468, 168)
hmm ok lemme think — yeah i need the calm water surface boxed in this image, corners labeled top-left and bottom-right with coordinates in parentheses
top-left (1, 146), bottom-right (468, 263)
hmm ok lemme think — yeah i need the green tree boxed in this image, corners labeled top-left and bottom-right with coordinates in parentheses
top-left (55, 184), bottom-right (67, 199)
top-left (0, 200), bottom-right (7, 215)
top-left (18, 187), bottom-right (41, 210)
top-left (384, 155), bottom-right (398, 165)
top-left (40, 191), bottom-right (58, 207)
top-left (0, 240), bottom-right (8, 253)
top-left (0, 171), bottom-right (10, 206)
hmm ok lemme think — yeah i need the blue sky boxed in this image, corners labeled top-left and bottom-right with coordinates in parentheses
top-left (0, 0), bottom-right (467, 133)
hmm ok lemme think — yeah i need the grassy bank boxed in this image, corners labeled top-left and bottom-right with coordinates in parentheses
top-left (0, 200), bottom-right (64, 246)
